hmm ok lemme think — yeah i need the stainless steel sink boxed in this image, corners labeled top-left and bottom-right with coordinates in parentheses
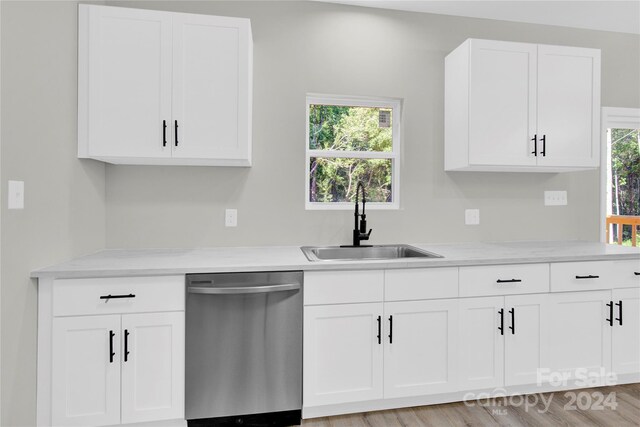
top-left (300, 244), bottom-right (443, 262)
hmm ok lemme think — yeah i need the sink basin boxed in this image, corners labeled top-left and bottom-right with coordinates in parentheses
top-left (301, 244), bottom-right (443, 262)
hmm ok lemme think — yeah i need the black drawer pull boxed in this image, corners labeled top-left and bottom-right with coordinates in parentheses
top-left (509, 308), bottom-right (515, 335)
top-left (100, 294), bottom-right (136, 302)
top-left (388, 315), bottom-right (393, 344)
top-left (124, 329), bottom-right (130, 362)
top-left (162, 120), bottom-right (167, 147)
top-left (634, 272), bottom-right (640, 276)
top-left (497, 279), bottom-right (522, 284)
top-left (606, 301), bottom-right (613, 326)
top-left (109, 330), bottom-right (115, 363)
top-left (575, 275), bottom-right (599, 280)
top-left (498, 308), bottom-right (504, 335)
top-left (615, 301), bottom-right (623, 326)
top-left (376, 316), bottom-right (381, 345)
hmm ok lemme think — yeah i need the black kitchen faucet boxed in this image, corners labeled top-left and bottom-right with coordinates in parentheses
top-left (349, 181), bottom-right (372, 247)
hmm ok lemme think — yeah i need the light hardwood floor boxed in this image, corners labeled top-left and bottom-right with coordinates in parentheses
top-left (301, 383), bottom-right (640, 426)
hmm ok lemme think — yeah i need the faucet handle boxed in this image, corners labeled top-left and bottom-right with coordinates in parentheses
top-left (361, 229), bottom-right (372, 240)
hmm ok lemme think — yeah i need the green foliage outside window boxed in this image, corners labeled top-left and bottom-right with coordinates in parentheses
top-left (610, 128), bottom-right (640, 245)
top-left (309, 105), bottom-right (393, 203)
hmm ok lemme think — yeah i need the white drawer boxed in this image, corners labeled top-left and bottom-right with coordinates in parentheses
top-left (609, 259), bottom-right (640, 288)
top-left (304, 270), bottom-right (383, 305)
top-left (551, 261), bottom-right (627, 292)
top-left (385, 267), bottom-right (458, 301)
top-left (459, 263), bottom-right (549, 297)
top-left (53, 275), bottom-right (185, 316)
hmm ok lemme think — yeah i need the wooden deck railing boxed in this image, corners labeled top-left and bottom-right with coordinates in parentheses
top-left (606, 215), bottom-right (640, 246)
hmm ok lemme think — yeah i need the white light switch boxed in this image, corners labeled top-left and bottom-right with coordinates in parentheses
top-left (544, 191), bottom-right (568, 206)
top-left (225, 209), bottom-right (237, 227)
top-left (465, 209), bottom-right (480, 225)
top-left (8, 180), bottom-right (24, 209)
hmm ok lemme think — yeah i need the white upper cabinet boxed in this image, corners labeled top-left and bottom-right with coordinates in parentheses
top-left (467, 40), bottom-right (538, 168)
top-left (171, 13), bottom-right (252, 163)
top-left (536, 45), bottom-right (601, 168)
top-left (445, 39), bottom-right (600, 172)
top-left (78, 5), bottom-right (252, 166)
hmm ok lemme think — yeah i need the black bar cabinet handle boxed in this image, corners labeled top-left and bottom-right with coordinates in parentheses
top-left (615, 301), bottom-right (623, 326)
top-left (497, 279), bottom-right (522, 284)
top-left (174, 120), bottom-right (179, 146)
top-left (531, 134), bottom-right (538, 156)
top-left (376, 316), bottom-right (381, 345)
top-left (388, 315), bottom-right (393, 344)
top-left (575, 275), bottom-right (599, 280)
top-left (509, 308), bottom-right (515, 334)
top-left (100, 294), bottom-right (136, 302)
top-left (162, 120), bottom-right (167, 147)
top-left (498, 308), bottom-right (504, 335)
top-left (634, 272), bottom-right (640, 276)
top-left (109, 330), bottom-right (115, 363)
top-left (124, 329), bottom-right (130, 362)
top-left (540, 135), bottom-right (546, 156)
top-left (606, 301), bottom-right (613, 326)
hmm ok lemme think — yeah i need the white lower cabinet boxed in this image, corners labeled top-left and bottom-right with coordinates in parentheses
top-left (39, 276), bottom-right (185, 427)
top-left (458, 296), bottom-right (505, 389)
top-left (612, 288), bottom-right (640, 376)
top-left (52, 312), bottom-right (184, 427)
top-left (303, 303), bottom-right (384, 406)
top-left (459, 294), bottom-right (550, 390)
top-left (384, 299), bottom-right (458, 398)
top-left (52, 315), bottom-right (122, 427)
top-left (504, 294), bottom-right (550, 386)
top-left (121, 312), bottom-right (185, 424)
top-left (547, 290), bottom-right (612, 380)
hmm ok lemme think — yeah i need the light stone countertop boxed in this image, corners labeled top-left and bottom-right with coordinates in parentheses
top-left (31, 241), bottom-right (640, 279)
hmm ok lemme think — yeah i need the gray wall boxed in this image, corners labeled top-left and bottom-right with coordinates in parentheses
top-left (1, 0), bottom-right (639, 425)
top-left (105, 1), bottom-right (639, 249)
top-left (1, 2), bottom-right (106, 426)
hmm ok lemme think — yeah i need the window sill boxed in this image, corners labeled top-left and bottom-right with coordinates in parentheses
top-left (305, 202), bottom-right (399, 211)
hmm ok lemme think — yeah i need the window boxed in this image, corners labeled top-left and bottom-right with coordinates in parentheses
top-left (305, 94), bottom-right (401, 210)
top-left (600, 107), bottom-right (640, 246)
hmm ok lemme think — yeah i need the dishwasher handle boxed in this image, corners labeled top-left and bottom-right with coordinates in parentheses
top-left (188, 283), bottom-right (300, 295)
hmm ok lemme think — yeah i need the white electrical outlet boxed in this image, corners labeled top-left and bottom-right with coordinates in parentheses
top-left (8, 180), bottom-right (24, 209)
top-left (544, 191), bottom-right (568, 206)
top-left (225, 209), bottom-right (237, 227)
top-left (465, 209), bottom-right (480, 225)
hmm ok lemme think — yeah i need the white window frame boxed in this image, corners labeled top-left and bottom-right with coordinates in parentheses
top-left (599, 107), bottom-right (640, 242)
top-left (305, 94), bottom-right (401, 210)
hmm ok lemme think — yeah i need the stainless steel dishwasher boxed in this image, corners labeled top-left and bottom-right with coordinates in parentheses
top-left (186, 271), bottom-right (303, 427)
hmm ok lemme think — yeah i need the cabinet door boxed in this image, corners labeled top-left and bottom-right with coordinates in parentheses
top-left (458, 296), bottom-right (505, 390)
top-left (121, 312), bottom-right (185, 424)
top-left (547, 291), bottom-right (611, 384)
top-left (172, 13), bottom-right (251, 163)
top-left (537, 45), bottom-right (600, 168)
top-left (303, 303), bottom-right (383, 407)
top-left (468, 39), bottom-right (537, 167)
top-left (612, 288), bottom-right (640, 376)
top-left (85, 5), bottom-right (172, 159)
top-left (504, 294), bottom-right (550, 386)
top-left (52, 315), bottom-right (121, 427)
top-left (384, 299), bottom-right (458, 398)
